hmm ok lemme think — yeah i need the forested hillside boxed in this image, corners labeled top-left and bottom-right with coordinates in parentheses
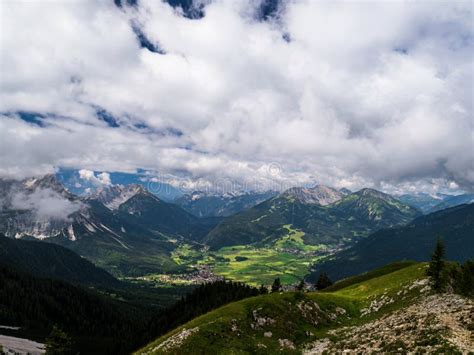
top-left (308, 203), bottom-right (474, 282)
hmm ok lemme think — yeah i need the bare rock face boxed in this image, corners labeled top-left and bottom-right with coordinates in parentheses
top-left (0, 175), bottom-right (84, 240)
top-left (304, 294), bottom-right (474, 354)
top-left (278, 338), bottom-right (296, 350)
top-left (0, 176), bottom-right (137, 246)
top-left (250, 308), bottom-right (276, 330)
top-left (282, 185), bottom-right (344, 205)
top-left (92, 184), bottom-right (146, 210)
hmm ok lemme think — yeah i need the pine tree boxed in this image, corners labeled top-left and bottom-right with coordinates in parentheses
top-left (458, 260), bottom-right (474, 296)
top-left (316, 272), bottom-right (333, 290)
top-left (427, 238), bottom-right (446, 292)
top-left (45, 325), bottom-right (74, 355)
top-left (296, 279), bottom-right (305, 292)
top-left (271, 277), bottom-right (282, 293)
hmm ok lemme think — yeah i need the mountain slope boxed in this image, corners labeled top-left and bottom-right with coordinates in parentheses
top-left (429, 193), bottom-right (474, 213)
top-left (398, 192), bottom-right (447, 213)
top-left (0, 263), bottom-right (146, 354)
top-left (137, 263), bottom-right (472, 354)
top-left (0, 235), bottom-right (118, 287)
top-left (205, 188), bottom-right (420, 250)
top-left (332, 188), bottom-right (420, 225)
top-left (0, 175), bottom-right (83, 240)
top-left (307, 203), bottom-right (474, 282)
top-left (0, 176), bottom-right (221, 276)
top-left (47, 200), bottom-right (180, 277)
top-left (118, 191), bottom-right (215, 241)
top-left (0, 176), bottom-right (189, 276)
top-left (175, 190), bottom-right (277, 217)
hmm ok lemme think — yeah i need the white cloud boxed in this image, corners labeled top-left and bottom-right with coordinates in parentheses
top-left (0, 0), bottom-right (472, 193)
top-left (10, 188), bottom-right (83, 221)
top-left (79, 169), bottom-right (112, 186)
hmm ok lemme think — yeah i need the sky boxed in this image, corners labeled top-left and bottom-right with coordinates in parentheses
top-left (0, 0), bottom-right (473, 194)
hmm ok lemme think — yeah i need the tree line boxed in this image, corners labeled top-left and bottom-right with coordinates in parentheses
top-left (427, 238), bottom-right (473, 296)
top-left (0, 264), bottom-right (262, 354)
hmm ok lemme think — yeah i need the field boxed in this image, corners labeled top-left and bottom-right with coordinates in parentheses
top-left (273, 224), bottom-right (323, 252)
top-left (212, 245), bottom-right (319, 285)
top-left (167, 225), bottom-right (327, 286)
top-left (164, 243), bottom-right (322, 286)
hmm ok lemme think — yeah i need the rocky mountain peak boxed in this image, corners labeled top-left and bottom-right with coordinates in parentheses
top-left (281, 185), bottom-right (344, 205)
top-left (23, 174), bottom-right (71, 197)
top-left (355, 188), bottom-right (395, 201)
top-left (339, 187), bottom-right (352, 195)
top-left (93, 184), bottom-right (148, 210)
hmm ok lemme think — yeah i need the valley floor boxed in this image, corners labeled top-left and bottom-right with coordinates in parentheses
top-left (138, 229), bottom-right (339, 288)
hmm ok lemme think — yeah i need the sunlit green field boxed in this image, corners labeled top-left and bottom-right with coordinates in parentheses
top-left (209, 226), bottom-right (327, 285)
top-left (273, 224), bottom-right (324, 252)
top-left (170, 244), bottom-right (321, 286)
top-left (128, 245), bottom-right (321, 287)
top-left (211, 245), bottom-right (320, 285)
top-left (169, 225), bottom-right (326, 286)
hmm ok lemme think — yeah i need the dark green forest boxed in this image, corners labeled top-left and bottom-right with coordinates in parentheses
top-left (0, 263), bottom-right (261, 354)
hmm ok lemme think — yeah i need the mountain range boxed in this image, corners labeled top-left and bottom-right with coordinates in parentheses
top-left (307, 203), bottom-right (474, 282)
top-left (429, 193), bottom-right (474, 212)
top-left (175, 190), bottom-right (277, 217)
top-left (0, 176), bottom-right (216, 276)
top-left (0, 174), bottom-right (472, 354)
top-left (0, 175), bottom-right (472, 281)
top-left (398, 192), bottom-right (474, 214)
top-left (205, 186), bottom-right (420, 249)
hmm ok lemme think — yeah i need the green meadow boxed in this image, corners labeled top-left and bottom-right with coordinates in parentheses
top-left (169, 225), bottom-right (325, 286)
top-left (211, 245), bottom-right (318, 285)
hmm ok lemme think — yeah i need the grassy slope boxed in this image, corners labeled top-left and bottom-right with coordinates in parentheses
top-left (321, 261), bottom-right (417, 292)
top-left (137, 262), bottom-right (428, 354)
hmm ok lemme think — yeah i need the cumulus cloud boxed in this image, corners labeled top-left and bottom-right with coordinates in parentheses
top-left (0, 0), bottom-right (472, 193)
top-left (79, 169), bottom-right (112, 187)
top-left (10, 188), bottom-right (83, 221)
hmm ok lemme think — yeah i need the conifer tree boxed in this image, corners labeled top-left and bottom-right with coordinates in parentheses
top-left (316, 272), bottom-right (333, 290)
top-left (296, 279), bottom-right (305, 292)
top-left (458, 260), bottom-right (474, 296)
top-left (427, 238), bottom-right (446, 292)
top-left (45, 325), bottom-right (74, 355)
top-left (271, 277), bottom-right (282, 292)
